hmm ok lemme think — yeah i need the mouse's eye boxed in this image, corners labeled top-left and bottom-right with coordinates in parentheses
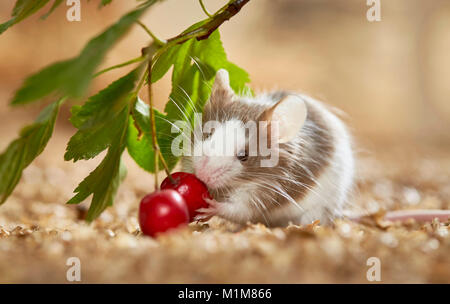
top-left (202, 129), bottom-right (214, 140)
top-left (237, 150), bottom-right (248, 162)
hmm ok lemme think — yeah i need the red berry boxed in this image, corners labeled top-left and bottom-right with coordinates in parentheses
top-left (160, 172), bottom-right (212, 221)
top-left (139, 189), bottom-right (189, 237)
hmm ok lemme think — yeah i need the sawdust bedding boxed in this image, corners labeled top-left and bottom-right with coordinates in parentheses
top-left (0, 142), bottom-right (448, 283)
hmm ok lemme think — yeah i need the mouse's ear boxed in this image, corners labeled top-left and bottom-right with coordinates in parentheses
top-left (263, 95), bottom-right (307, 143)
top-left (209, 69), bottom-right (234, 103)
top-left (213, 69), bottom-right (232, 92)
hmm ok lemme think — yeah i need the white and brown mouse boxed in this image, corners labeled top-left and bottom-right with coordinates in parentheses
top-left (180, 69), bottom-right (450, 226)
top-left (181, 69), bottom-right (355, 227)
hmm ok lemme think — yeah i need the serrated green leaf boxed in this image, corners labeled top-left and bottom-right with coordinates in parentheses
top-left (0, 0), bottom-right (50, 35)
top-left (158, 30), bottom-right (249, 122)
top-left (0, 98), bottom-right (63, 204)
top-left (153, 30), bottom-right (250, 123)
top-left (189, 30), bottom-right (250, 94)
top-left (67, 105), bottom-right (129, 222)
top-left (165, 63), bottom-right (208, 124)
top-left (126, 97), bottom-right (179, 173)
top-left (134, 30), bottom-right (250, 172)
top-left (151, 44), bottom-right (183, 84)
top-left (11, 1), bottom-right (156, 105)
top-left (65, 67), bottom-right (142, 162)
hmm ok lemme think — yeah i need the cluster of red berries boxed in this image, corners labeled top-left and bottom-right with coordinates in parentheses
top-left (138, 172), bottom-right (212, 237)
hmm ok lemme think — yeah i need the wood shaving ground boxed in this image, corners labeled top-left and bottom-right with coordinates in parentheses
top-left (0, 136), bottom-right (449, 283)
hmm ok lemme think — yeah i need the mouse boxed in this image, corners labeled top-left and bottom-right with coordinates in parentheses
top-left (180, 69), bottom-right (355, 227)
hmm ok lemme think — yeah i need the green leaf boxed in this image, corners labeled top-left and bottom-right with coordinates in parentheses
top-left (154, 30), bottom-right (250, 123)
top-left (189, 30), bottom-right (250, 94)
top-left (67, 106), bottom-right (129, 222)
top-left (65, 66), bottom-right (144, 220)
top-left (65, 67), bottom-right (142, 162)
top-left (40, 0), bottom-right (63, 20)
top-left (0, 0), bottom-right (50, 35)
top-left (11, 1), bottom-right (156, 105)
top-left (151, 44), bottom-right (183, 84)
top-left (134, 30), bottom-right (250, 172)
top-left (0, 98), bottom-right (63, 204)
top-left (127, 97), bottom-right (179, 173)
top-left (101, 0), bottom-right (113, 6)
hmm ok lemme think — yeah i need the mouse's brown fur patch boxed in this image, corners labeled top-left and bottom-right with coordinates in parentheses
top-left (201, 91), bottom-right (335, 224)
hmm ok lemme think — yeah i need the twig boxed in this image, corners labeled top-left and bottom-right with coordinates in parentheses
top-left (141, 0), bottom-right (250, 56)
top-left (199, 0), bottom-right (213, 18)
top-left (135, 69), bottom-right (149, 96)
top-left (146, 59), bottom-right (174, 188)
top-left (137, 21), bottom-right (166, 46)
top-left (94, 56), bottom-right (145, 77)
top-left (212, 0), bottom-right (235, 17)
top-left (170, 0), bottom-right (250, 43)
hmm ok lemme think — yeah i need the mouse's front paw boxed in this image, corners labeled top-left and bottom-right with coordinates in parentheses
top-left (194, 198), bottom-right (221, 222)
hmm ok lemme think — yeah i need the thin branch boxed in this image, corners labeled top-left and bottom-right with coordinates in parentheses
top-left (147, 59), bottom-right (159, 189)
top-left (169, 0), bottom-right (250, 43)
top-left (94, 56), bottom-right (145, 77)
top-left (141, 0), bottom-right (250, 56)
top-left (213, 0), bottom-right (234, 17)
top-left (146, 59), bottom-right (174, 187)
top-left (135, 69), bottom-right (149, 97)
top-left (199, 0), bottom-right (213, 18)
top-left (137, 21), bottom-right (166, 46)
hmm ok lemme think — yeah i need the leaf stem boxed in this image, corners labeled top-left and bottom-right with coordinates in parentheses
top-left (199, 0), bottom-right (213, 18)
top-left (135, 69), bottom-right (149, 97)
top-left (137, 20), bottom-right (166, 46)
top-left (146, 58), bottom-right (174, 188)
top-left (94, 56), bottom-right (145, 77)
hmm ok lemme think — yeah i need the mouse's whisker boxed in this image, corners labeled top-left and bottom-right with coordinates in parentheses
top-left (190, 56), bottom-right (209, 84)
top-left (250, 196), bottom-right (270, 226)
top-left (168, 97), bottom-right (197, 138)
top-left (260, 182), bottom-right (298, 206)
top-left (248, 180), bottom-right (302, 212)
top-left (168, 96), bottom-right (192, 122)
top-left (170, 91), bottom-right (203, 144)
top-left (155, 115), bottom-right (193, 146)
top-left (175, 84), bottom-right (201, 115)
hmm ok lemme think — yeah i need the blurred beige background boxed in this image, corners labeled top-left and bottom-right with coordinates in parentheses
top-left (0, 1), bottom-right (450, 284)
top-left (1, 0), bottom-right (450, 152)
